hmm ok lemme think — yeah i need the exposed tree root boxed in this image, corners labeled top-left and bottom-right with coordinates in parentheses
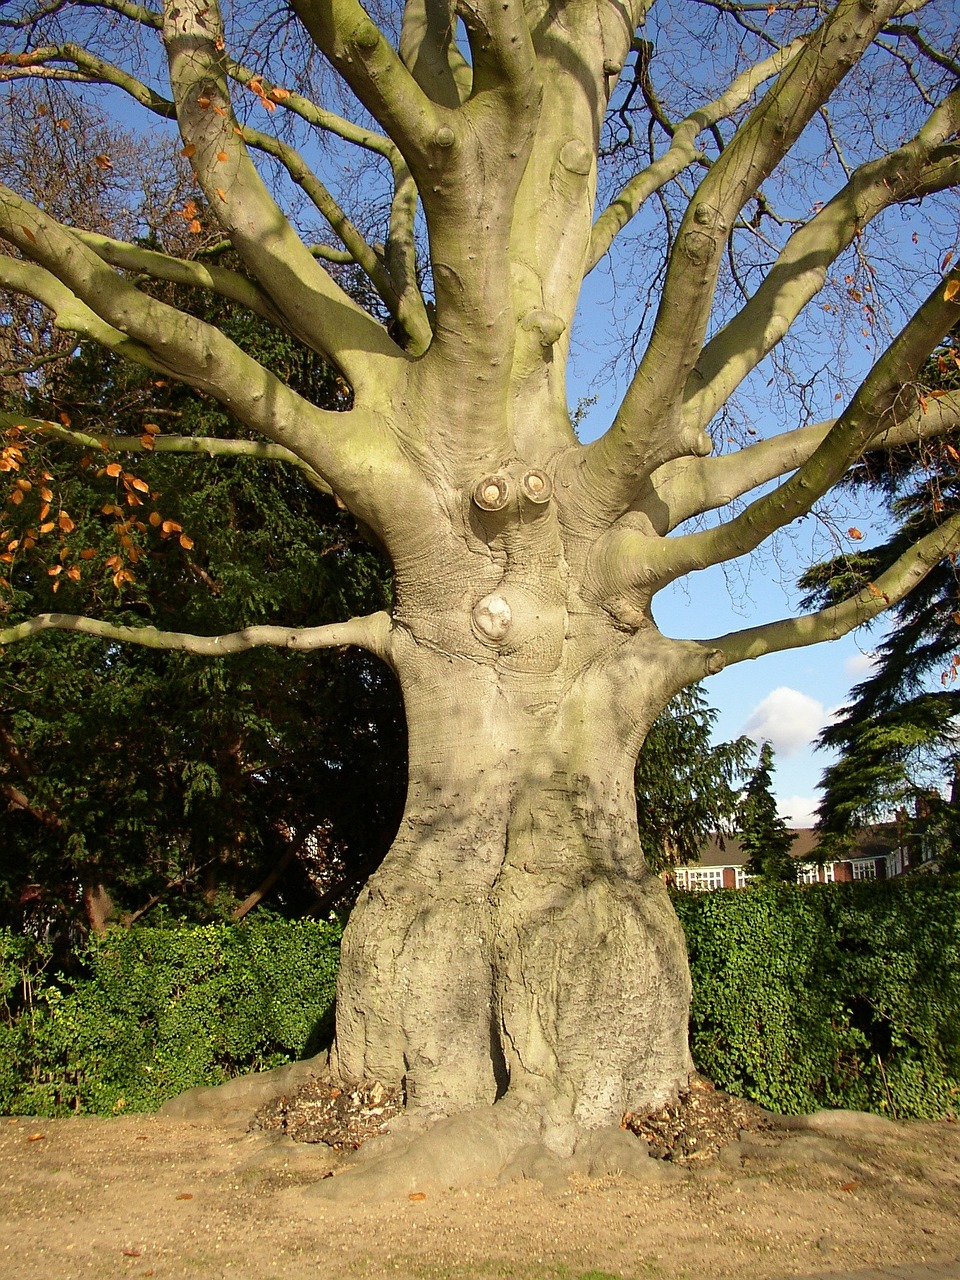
top-left (160, 1063), bottom-right (777, 1203)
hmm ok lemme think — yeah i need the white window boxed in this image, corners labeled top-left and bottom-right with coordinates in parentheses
top-left (798, 863), bottom-right (819, 884)
top-left (851, 859), bottom-right (877, 880)
top-left (684, 868), bottom-right (725, 892)
top-left (734, 867), bottom-right (753, 888)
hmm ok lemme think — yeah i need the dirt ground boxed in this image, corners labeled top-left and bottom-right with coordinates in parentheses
top-left (1, 1098), bottom-right (959, 1280)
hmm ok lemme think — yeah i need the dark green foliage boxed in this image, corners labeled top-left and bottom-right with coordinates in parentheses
top-left (800, 330), bottom-right (960, 853)
top-left (0, 918), bottom-right (340, 1116)
top-left (1, 275), bottom-right (406, 929)
top-left (738, 743), bottom-right (798, 882)
top-left (675, 876), bottom-right (960, 1118)
top-left (635, 684), bottom-right (754, 872)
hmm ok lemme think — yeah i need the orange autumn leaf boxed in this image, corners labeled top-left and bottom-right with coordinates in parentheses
top-left (57, 511), bottom-right (75, 533)
top-left (179, 534), bottom-right (194, 550)
top-left (94, 154), bottom-right (113, 169)
top-left (217, 150), bottom-right (228, 162)
top-left (105, 462), bottom-right (122, 478)
top-left (181, 143), bottom-right (197, 159)
top-left (945, 280), bottom-right (960, 303)
top-left (847, 527), bottom-right (863, 541)
top-left (216, 187), bottom-right (227, 202)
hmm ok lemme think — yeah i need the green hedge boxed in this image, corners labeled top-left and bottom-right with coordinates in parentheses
top-left (675, 876), bottom-right (960, 1119)
top-left (0, 919), bottom-right (340, 1116)
top-left (2, 879), bottom-right (957, 1120)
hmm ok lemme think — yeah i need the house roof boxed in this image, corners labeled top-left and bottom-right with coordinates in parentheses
top-left (690, 826), bottom-right (896, 869)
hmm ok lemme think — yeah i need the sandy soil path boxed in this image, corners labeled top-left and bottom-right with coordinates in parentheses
top-left (1, 1111), bottom-right (958, 1280)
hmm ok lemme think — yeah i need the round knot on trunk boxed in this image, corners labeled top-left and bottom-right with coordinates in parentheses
top-left (473, 593), bottom-right (512, 641)
top-left (472, 474), bottom-right (510, 511)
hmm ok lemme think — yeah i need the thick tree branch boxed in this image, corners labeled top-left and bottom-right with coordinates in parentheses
top-left (0, 249), bottom-right (175, 369)
top-left (162, 0), bottom-right (404, 391)
top-left (582, 0), bottom-right (904, 519)
top-left (684, 88), bottom-right (960, 434)
top-left (700, 509), bottom-right (960, 668)
top-left (71, 230), bottom-right (287, 327)
top-left (0, 610), bottom-right (393, 660)
top-left (233, 120), bottom-right (431, 351)
top-left (290, 0), bottom-right (445, 175)
top-left (0, 39), bottom-right (423, 362)
top-left (399, 0), bottom-right (472, 108)
top-left (644, 392), bottom-right (960, 535)
top-left (0, 193), bottom-right (382, 486)
top-left (600, 268), bottom-right (960, 595)
top-left (588, 38), bottom-right (806, 274)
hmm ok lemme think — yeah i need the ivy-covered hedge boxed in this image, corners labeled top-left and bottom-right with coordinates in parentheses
top-left (0, 919), bottom-right (340, 1116)
top-left (675, 876), bottom-right (960, 1119)
top-left (2, 879), bottom-right (957, 1120)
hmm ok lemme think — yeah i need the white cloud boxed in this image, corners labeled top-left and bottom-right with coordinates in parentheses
top-left (844, 651), bottom-right (879, 678)
top-left (743, 687), bottom-right (827, 757)
top-left (777, 794), bottom-right (818, 828)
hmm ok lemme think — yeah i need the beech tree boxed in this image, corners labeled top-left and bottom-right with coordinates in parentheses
top-left (2, 0), bottom-right (960, 1183)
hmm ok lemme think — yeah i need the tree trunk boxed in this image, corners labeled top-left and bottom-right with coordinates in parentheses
top-left (331, 618), bottom-right (694, 1152)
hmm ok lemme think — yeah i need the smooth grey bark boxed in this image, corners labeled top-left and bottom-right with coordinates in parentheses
top-left (332, 634), bottom-right (694, 1142)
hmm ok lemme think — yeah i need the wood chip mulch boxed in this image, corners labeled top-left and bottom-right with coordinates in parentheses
top-left (623, 1072), bottom-right (769, 1164)
top-left (255, 1077), bottom-right (403, 1149)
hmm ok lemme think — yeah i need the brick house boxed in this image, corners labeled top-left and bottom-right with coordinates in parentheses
top-left (666, 826), bottom-right (910, 891)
